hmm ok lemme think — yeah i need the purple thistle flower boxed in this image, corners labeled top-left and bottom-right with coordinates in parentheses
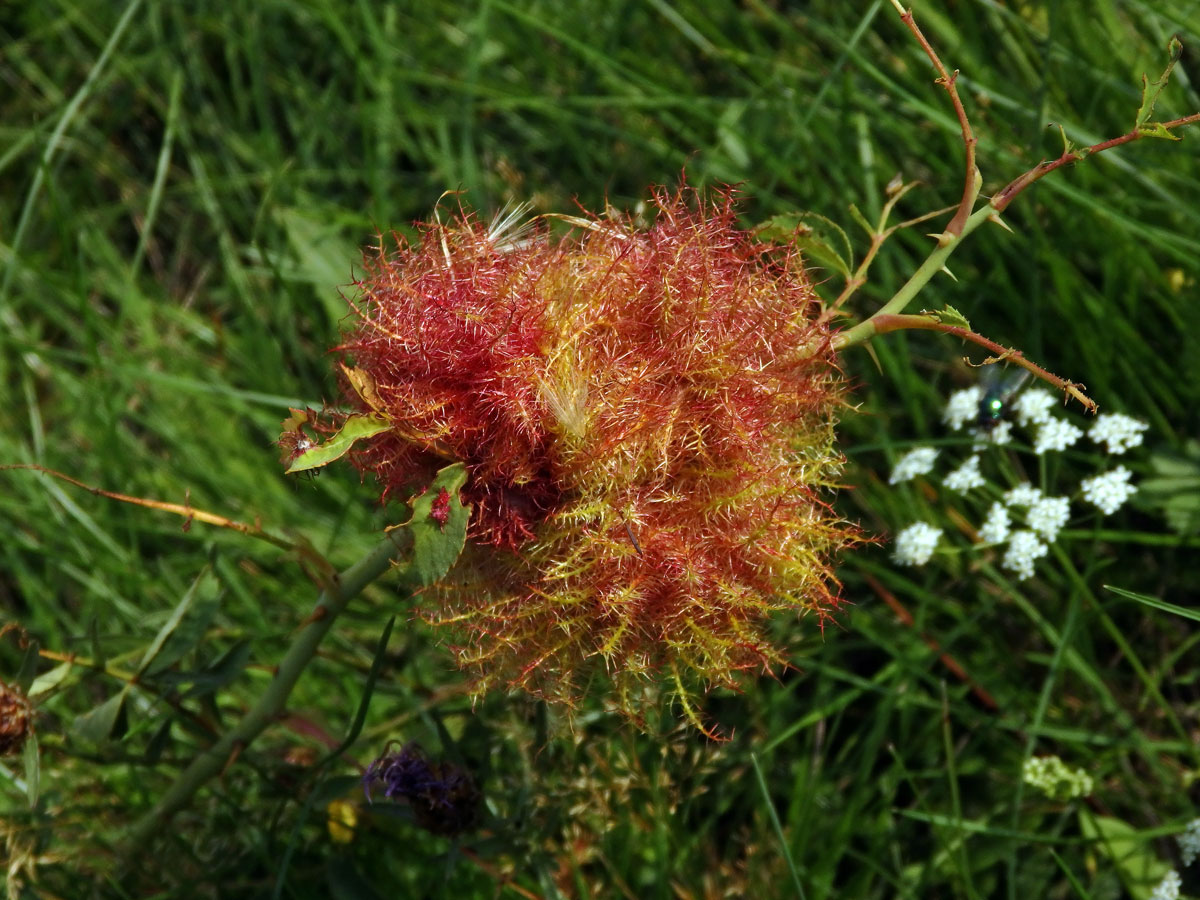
top-left (363, 742), bottom-right (480, 836)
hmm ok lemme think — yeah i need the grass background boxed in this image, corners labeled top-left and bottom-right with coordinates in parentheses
top-left (2, 0), bottom-right (1200, 897)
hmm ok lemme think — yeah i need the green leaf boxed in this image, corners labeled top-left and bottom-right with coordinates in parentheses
top-left (847, 203), bottom-right (875, 237)
top-left (1139, 445), bottom-right (1200, 534)
top-left (395, 463), bottom-right (471, 588)
top-left (1104, 585), bottom-right (1200, 623)
top-left (286, 414), bottom-right (391, 474)
top-left (921, 305), bottom-right (971, 330)
top-left (169, 638), bottom-right (253, 696)
top-left (29, 661), bottom-right (72, 698)
top-left (1080, 813), bottom-right (1171, 900)
top-left (15, 640), bottom-right (39, 694)
top-left (73, 689), bottom-right (129, 743)
top-left (136, 568), bottom-right (211, 677)
top-left (755, 212), bottom-right (854, 278)
top-left (144, 596), bottom-right (220, 677)
top-left (1134, 36), bottom-right (1183, 129)
top-left (941, 305), bottom-right (970, 329)
top-left (21, 733), bottom-right (40, 808)
top-left (1135, 121), bottom-right (1182, 141)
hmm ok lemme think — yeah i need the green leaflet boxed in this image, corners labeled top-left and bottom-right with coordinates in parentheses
top-left (394, 463), bottom-right (471, 588)
top-left (22, 733), bottom-right (40, 808)
top-left (756, 211), bottom-right (854, 278)
top-left (1134, 36), bottom-right (1183, 133)
top-left (922, 304), bottom-right (971, 331)
top-left (1135, 121), bottom-right (1182, 142)
top-left (137, 568), bottom-right (215, 678)
top-left (286, 414), bottom-right (391, 474)
top-left (73, 690), bottom-right (129, 743)
top-left (1139, 442), bottom-right (1200, 534)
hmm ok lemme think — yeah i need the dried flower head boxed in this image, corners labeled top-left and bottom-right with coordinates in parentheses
top-left (337, 186), bottom-right (856, 728)
top-left (0, 681), bottom-right (33, 757)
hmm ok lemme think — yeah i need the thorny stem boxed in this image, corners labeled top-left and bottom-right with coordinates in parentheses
top-left (829, 195), bottom-right (956, 314)
top-left (834, 200), bottom-right (996, 350)
top-left (839, 2), bottom-right (1200, 400)
top-left (865, 313), bottom-right (1097, 413)
top-left (121, 530), bottom-right (409, 856)
top-left (992, 111), bottom-right (1200, 212)
top-left (890, 0), bottom-right (979, 241)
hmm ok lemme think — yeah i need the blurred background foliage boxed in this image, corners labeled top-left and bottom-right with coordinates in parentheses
top-left (2, 1), bottom-right (1199, 897)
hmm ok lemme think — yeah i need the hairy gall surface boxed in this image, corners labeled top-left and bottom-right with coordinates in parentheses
top-left (339, 189), bottom-right (857, 727)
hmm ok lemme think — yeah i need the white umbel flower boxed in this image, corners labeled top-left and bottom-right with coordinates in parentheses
top-left (1011, 387), bottom-right (1057, 427)
top-left (978, 502), bottom-right (1011, 544)
top-left (889, 447), bottom-right (939, 484)
top-left (1178, 817), bottom-right (1200, 867)
top-left (1002, 530), bottom-right (1048, 580)
top-left (943, 386), bottom-right (983, 431)
top-left (1088, 412), bottom-right (1148, 455)
top-left (944, 454), bottom-right (985, 493)
top-left (1032, 418), bottom-right (1083, 455)
top-left (973, 419), bottom-right (1015, 449)
top-left (1080, 466), bottom-right (1137, 515)
top-left (1027, 496), bottom-right (1071, 542)
top-left (1149, 869), bottom-right (1181, 900)
top-left (893, 522), bottom-right (942, 566)
top-left (1004, 483), bottom-right (1043, 508)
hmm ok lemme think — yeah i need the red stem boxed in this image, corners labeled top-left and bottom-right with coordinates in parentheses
top-left (870, 314), bottom-right (1097, 414)
top-left (993, 111), bottom-right (1200, 211)
top-left (896, 6), bottom-right (978, 238)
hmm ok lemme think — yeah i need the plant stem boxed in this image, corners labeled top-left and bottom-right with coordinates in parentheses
top-left (833, 201), bottom-right (993, 350)
top-left (858, 312), bottom-right (1096, 412)
top-left (992, 111), bottom-right (1200, 212)
top-left (838, 5), bottom-right (1200, 361)
top-left (121, 531), bottom-right (407, 854)
top-left (3, 464), bottom-right (300, 554)
top-left (891, 1), bottom-right (979, 238)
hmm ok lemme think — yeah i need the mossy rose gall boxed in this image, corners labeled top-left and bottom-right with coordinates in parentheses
top-left (330, 187), bottom-right (857, 728)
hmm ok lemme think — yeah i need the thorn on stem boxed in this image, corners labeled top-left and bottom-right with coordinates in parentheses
top-left (987, 212), bottom-right (1014, 234)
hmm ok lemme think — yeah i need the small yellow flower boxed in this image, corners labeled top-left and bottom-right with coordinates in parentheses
top-left (326, 799), bottom-right (358, 844)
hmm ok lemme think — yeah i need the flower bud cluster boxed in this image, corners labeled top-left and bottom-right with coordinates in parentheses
top-left (1021, 755), bottom-right (1093, 800)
